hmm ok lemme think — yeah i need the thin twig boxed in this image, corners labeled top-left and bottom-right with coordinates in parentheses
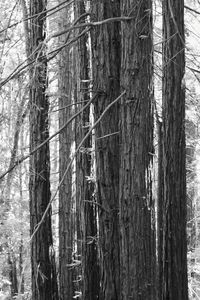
top-left (51, 100), bottom-right (89, 112)
top-left (185, 5), bottom-right (200, 15)
top-left (96, 131), bottom-right (120, 140)
top-left (49, 16), bottom-right (133, 40)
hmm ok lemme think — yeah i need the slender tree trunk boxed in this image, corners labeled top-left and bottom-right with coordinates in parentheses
top-left (58, 2), bottom-right (74, 299)
top-left (19, 234), bottom-right (24, 295)
top-left (8, 252), bottom-right (18, 297)
top-left (21, 0), bottom-right (30, 60)
top-left (162, 0), bottom-right (188, 299)
top-left (29, 0), bottom-right (58, 299)
top-left (186, 120), bottom-right (197, 250)
top-left (157, 120), bottom-right (164, 299)
top-left (6, 78), bottom-right (27, 191)
top-left (91, 1), bottom-right (121, 299)
top-left (119, 1), bottom-right (156, 299)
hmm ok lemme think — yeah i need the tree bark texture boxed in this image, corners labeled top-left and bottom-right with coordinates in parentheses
top-left (157, 120), bottom-right (164, 300)
top-left (76, 1), bottom-right (100, 299)
top-left (162, 0), bottom-right (188, 299)
top-left (91, 1), bottom-right (121, 299)
top-left (58, 2), bottom-right (74, 299)
top-left (29, 1), bottom-right (58, 299)
top-left (119, 0), bottom-right (156, 299)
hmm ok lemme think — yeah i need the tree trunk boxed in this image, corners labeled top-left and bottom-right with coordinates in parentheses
top-left (186, 119), bottom-right (197, 250)
top-left (162, 0), bottom-right (188, 299)
top-left (76, 1), bottom-right (100, 299)
top-left (8, 252), bottom-right (18, 298)
top-left (29, 0), bottom-right (58, 299)
top-left (119, 0), bottom-right (156, 299)
top-left (91, 1), bottom-right (121, 299)
top-left (157, 120), bottom-right (164, 300)
top-left (19, 234), bottom-right (24, 295)
top-left (58, 2), bottom-right (74, 299)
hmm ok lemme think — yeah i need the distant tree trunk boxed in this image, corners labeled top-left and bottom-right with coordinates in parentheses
top-left (5, 78), bottom-right (27, 197)
top-left (58, 2), bottom-right (74, 299)
top-left (186, 119), bottom-right (197, 250)
top-left (8, 252), bottom-right (18, 297)
top-left (75, 1), bottom-right (100, 299)
top-left (91, 1), bottom-right (121, 299)
top-left (21, 0), bottom-right (30, 60)
top-left (29, 0), bottom-right (58, 299)
top-left (19, 234), bottom-right (24, 294)
top-left (119, 0), bottom-right (156, 299)
top-left (3, 78), bottom-right (28, 298)
top-left (162, 1), bottom-right (188, 299)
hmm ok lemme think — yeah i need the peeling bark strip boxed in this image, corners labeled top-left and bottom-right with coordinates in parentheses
top-left (162, 0), bottom-right (188, 299)
top-left (29, 0), bottom-right (58, 299)
top-left (119, 0), bottom-right (156, 299)
top-left (91, 0), bottom-right (121, 299)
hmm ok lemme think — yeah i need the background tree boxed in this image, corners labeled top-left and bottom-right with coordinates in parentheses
top-left (0, 1), bottom-right (31, 297)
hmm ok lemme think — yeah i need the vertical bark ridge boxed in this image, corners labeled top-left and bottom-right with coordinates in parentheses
top-left (162, 0), bottom-right (188, 299)
top-left (58, 2), bottom-right (74, 298)
top-left (119, 0), bottom-right (156, 299)
top-left (76, 1), bottom-right (100, 299)
top-left (29, 1), bottom-right (58, 299)
top-left (91, 1), bottom-right (121, 299)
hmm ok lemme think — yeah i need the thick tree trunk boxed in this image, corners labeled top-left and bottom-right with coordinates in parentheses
top-left (29, 1), bottom-right (58, 299)
top-left (162, 1), bottom-right (188, 299)
top-left (76, 1), bottom-right (100, 299)
top-left (119, 1), bottom-right (156, 299)
top-left (91, 1), bottom-right (121, 299)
